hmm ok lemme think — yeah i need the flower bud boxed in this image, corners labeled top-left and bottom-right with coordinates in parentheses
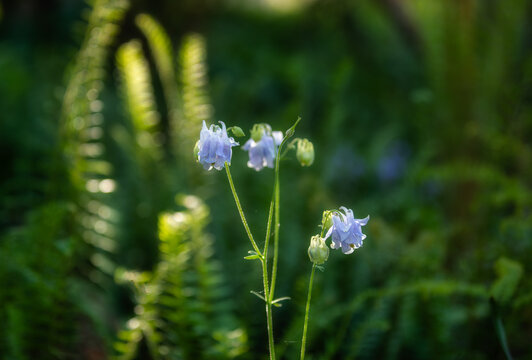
top-left (250, 123), bottom-right (270, 142)
top-left (296, 138), bottom-right (314, 167)
top-left (229, 126), bottom-right (245, 137)
top-left (308, 235), bottom-right (329, 265)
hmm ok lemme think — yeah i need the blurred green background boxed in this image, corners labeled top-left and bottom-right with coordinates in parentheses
top-left (1, 0), bottom-right (532, 359)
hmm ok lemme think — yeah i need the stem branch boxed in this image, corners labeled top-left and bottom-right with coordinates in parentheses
top-left (225, 163), bottom-right (262, 256)
top-left (300, 264), bottom-right (316, 360)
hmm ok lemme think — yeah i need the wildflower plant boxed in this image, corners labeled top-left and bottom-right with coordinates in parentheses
top-left (195, 117), bottom-right (369, 359)
top-left (301, 207), bottom-right (369, 360)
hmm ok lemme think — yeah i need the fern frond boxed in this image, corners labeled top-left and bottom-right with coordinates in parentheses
top-left (59, 0), bottom-right (128, 281)
top-left (178, 33), bottom-right (213, 160)
top-left (116, 40), bottom-right (162, 158)
top-left (113, 195), bottom-right (247, 359)
top-left (135, 13), bottom-right (182, 149)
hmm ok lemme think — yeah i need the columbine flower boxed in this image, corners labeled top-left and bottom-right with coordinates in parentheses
top-left (324, 207), bottom-right (369, 254)
top-left (308, 235), bottom-right (329, 265)
top-left (242, 124), bottom-right (283, 171)
top-left (196, 121), bottom-right (239, 170)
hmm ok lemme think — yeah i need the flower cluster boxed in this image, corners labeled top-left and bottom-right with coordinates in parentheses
top-left (195, 121), bottom-right (296, 172)
top-left (195, 121), bottom-right (238, 170)
top-left (308, 207), bottom-right (369, 264)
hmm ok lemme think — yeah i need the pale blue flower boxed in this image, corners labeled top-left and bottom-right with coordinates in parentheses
top-left (196, 121), bottom-right (239, 170)
top-left (324, 207), bottom-right (369, 254)
top-left (242, 127), bottom-right (283, 171)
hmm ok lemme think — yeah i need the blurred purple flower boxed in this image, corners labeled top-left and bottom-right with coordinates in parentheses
top-left (196, 121), bottom-right (239, 170)
top-left (242, 130), bottom-right (283, 171)
top-left (324, 207), bottom-right (369, 254)
top-left (377, 142), bottom-right (409, 182)
top-left (326, 145), bottom-right (366, 184)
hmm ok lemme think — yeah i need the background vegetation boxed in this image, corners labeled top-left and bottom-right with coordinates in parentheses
top-left (1, 0), bottom-right (531, 359)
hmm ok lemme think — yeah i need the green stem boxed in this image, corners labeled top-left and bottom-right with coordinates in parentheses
top-left (270, 116), bottom-right (301, 300)
top-left (225, 162), bottom-right (275, 359)
top-left (269, 159), bottom-right (281, 301)
top-left (261, 258), bottom-right (276, 360)
top-left (495, 315), bottom-right (513, 360)
top-left (224, 162), bottom-right (262, 257)
top-left (300, 264), bottom-right (316, 360)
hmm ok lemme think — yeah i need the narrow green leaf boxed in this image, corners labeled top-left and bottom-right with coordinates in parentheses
top-left (271, 296), bottom-right (291, 307)
top-left (250, 291), bottom-right (266, 301)
top-left (244, 254), bottom-right (260, 260)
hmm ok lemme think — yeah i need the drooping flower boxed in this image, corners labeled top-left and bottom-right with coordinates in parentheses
top-left (308, 235), bottom-right (329, 265)
top-left (196, 121), bottom-right (239, 170)
top-left (242, 124), bottom-right (283, 171)
top-left (324, 207), bottom-right (369, 254)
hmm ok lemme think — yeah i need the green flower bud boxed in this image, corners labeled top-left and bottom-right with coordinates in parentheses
top-left (229, 126), bottom-right (245, 137)
top-left (296, 138), bottom-right (314, 167)
top-left (308, 235), bottom-right (329, 265)
top-left (250, 123), bottom-right (271, 142)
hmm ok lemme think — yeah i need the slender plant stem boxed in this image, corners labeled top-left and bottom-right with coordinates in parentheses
top-left (264, 194), bottom-right (275, 255)
top-left (269, 159), bottom-right (281, 300)
top-left (269, 136), bottom-right (285, 301)
top-left (270, 116), bottom-right (300, 299)
top-left (261, 257), bottom-right (276, 360)
top-left (262, 170), bottom-right (276, 359)
top-left (225, 162), bottom-right (275, 359)
top-left (495, 315), bottom-right (514, 360)
top-left (301, 264), bottom-right (316, 360)
top-left (224, 163), bottom-right (262, 256)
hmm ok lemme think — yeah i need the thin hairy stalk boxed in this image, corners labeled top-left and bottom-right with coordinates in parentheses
top-left (300, 264), bottom-right (316, 360)
top-left (270, 116), bottom-right (301, 300)
top-left (269, 155), bottom-right (281, 301)
top-left (264, 193), bottom-right (275, 255)
top-left (225, 162), bottom-right (275, 359)
top-left (224, 162), bottom-right (262, 256)
top-left (261, 257), bottom-right (276, 360)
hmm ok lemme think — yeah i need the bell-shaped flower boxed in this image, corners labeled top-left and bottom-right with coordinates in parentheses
top-left (196, 121), bottom-right (239, 170)
top-left (242, 124), bottom-right (283, 171)
top-left (324, 207), bottom-right (369, 254)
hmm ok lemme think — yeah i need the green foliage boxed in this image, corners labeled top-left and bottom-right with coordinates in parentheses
top-left (2, 0), bottom-right (532, 359)
top-left (136, 13), bottom-right (182, 149)
top-left (491, 257), bottom-right (523, 306)
top-left (1, 0), bottom-right (129, 358)
top-left (113, 196), bottom-right (247, 359)
top-left (179, 33), bottom-right (213, 160)
top-left (116, 39), bottom-right (162, 159)
top-left (0, 203), bottom-right (77, 359)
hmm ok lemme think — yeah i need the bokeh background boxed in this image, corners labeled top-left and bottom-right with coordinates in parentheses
top-left (1, 0), bottom-right (531, 359)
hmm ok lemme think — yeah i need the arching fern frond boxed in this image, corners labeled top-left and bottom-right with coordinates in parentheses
top-left (136, 13), bottom-right (182, 150)
top-left (116, 39), bottom-right (162, 159)
top-left (59, 0), bottom-right (129, 282)
top-left (178, 33), bottom-right (213, 161)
